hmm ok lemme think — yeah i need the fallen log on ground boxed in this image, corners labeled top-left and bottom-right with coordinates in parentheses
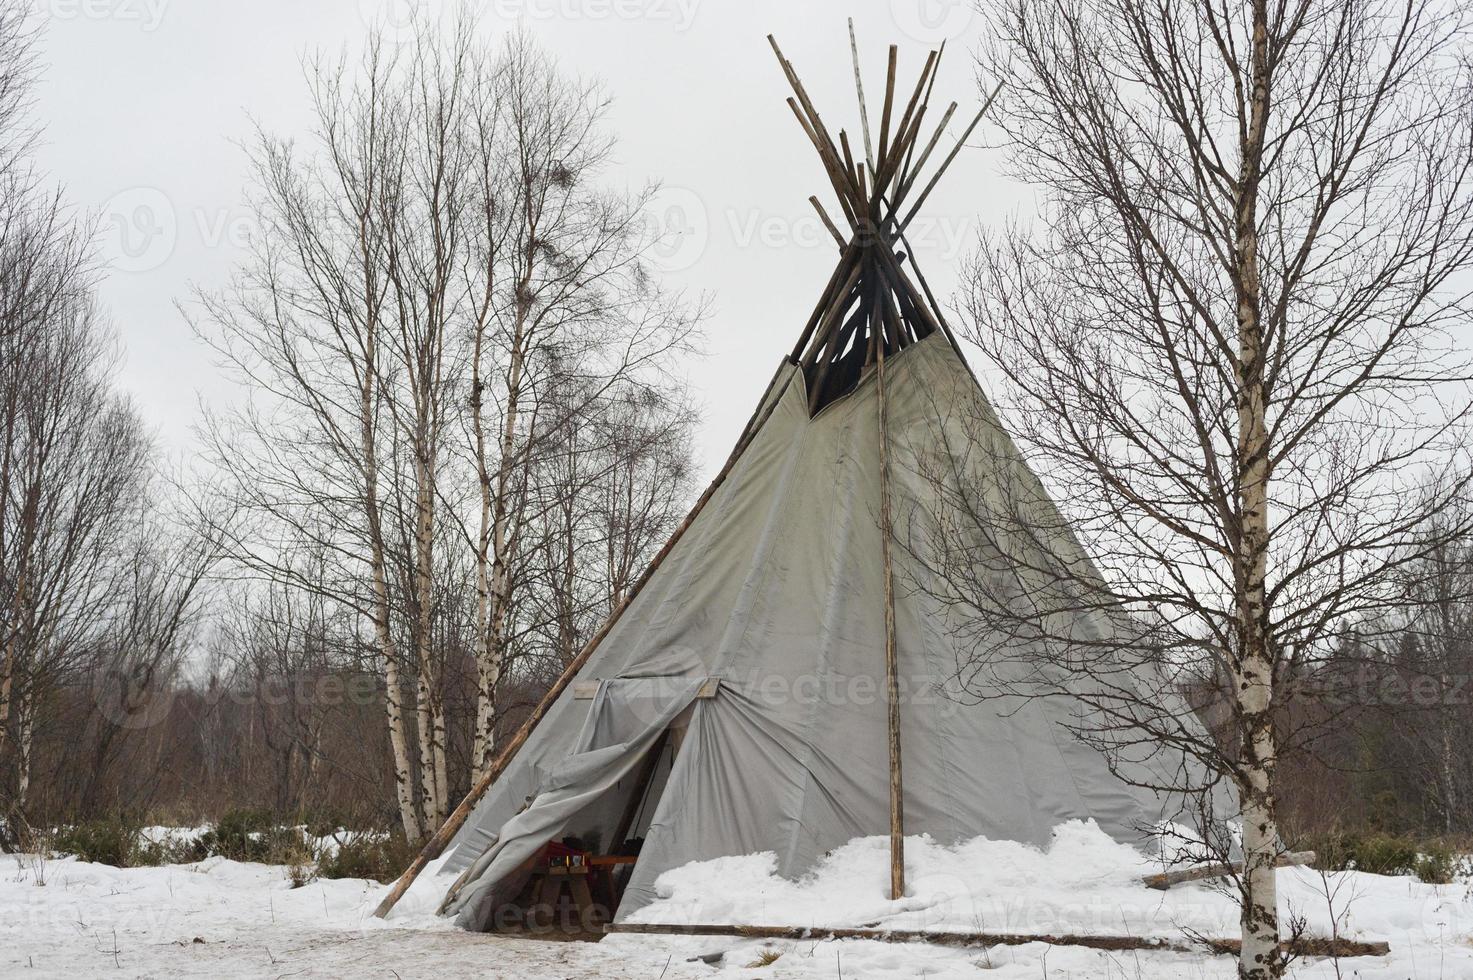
top-left (1142, 851), bottom-right (1316, 890)
top-left (603, 921), bottom-right (1389, 959)
top-left (1199, 936), bottom-right (1389, 958)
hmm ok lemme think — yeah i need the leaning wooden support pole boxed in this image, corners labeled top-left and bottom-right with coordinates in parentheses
top-left (809, 195), bottom-right (846, 249)
top-left (1142, 850), bottom-right (1316, 890)
top-left (892, 101), bottom-right (956, 210)
top-left (875, 305), bottom-right (905, 901)
top-left (895, 79), bottom-right (1004, 235)
top-left (790, 242), bottom-right (862, 361)
top-left (373, 365), bottom-right (799, 920)
top-left (846, 18), bottom-right (874, 172)
top-left (876, 50), bottom-right (938, 191)
top-left (603, 922), bottom-right (1391, 959)
top-left (900, 41), bottom-right (944, 185)
top-left (876, 45), bottom-right (898, 164)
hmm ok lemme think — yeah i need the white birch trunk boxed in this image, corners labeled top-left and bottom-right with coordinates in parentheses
top-left (481, 321), bottom-right (524, 769)
top-left (1234, 3), bottom-right (1281, 973)
top-left (0, 639), bottom-right (10, 760)
top-left (1235, 654), bottom-right (1280, 979)
top-left (432, 696), bottom-right (448, 821)
top-left (412, 448), bottom-right (445, 830)
top-left (0, 570), bottom-right (26, 761)
top-left (1438, 656), bottom-right (1457, 833)
top-left (469, 326), bottom-right (497, 779)
top-left (359, 334), bottom-right (423, 846)
top-left (470, 285), bottom-right (529, 780)
top-left (370, 564), bottom-right (421, 845)
top-left (14, 692), bottom-right (32, 810)
top-left (414, 671), bottom-right (437, 831)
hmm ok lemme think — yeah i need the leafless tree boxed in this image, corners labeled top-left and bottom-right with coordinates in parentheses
top-left (0, 0), bottom-right (216, 828)
top-left (191, 19), bottom-right (700, 840)
top-left (917, 0), bottom-right (1473, 974)
top-left (522, 381), bottom-right (696, 672)
top-left (0, 273), bottom-right (154, 813)
top-left (1364, 505), bottom-right (1473, 833)
top-left (190, 27), bottom-right (454, 842)
top-left (459, 31), bottom-right (702, 780)
top-left (76, 492), bottom-right (215, 814)
top-left (210, 557), bottom-right (348, 814)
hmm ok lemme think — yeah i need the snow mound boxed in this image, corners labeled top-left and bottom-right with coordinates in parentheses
top-left (632, 820), bottom-right (1220, 937)
top-left (623, 818), bottom-right (1473, 979)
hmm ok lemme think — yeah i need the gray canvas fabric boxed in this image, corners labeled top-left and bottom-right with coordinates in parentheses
top-left (440, 334), bottom-right (1227, 929)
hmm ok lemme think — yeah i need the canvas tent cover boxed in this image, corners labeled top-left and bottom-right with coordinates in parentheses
top-left (438, 334), bottom-right (1217, 931)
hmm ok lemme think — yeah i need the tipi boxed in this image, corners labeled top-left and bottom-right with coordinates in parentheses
top-left (376, 29), bottom-right (1220, 931)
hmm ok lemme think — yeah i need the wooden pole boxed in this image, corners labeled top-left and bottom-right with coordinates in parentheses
top-left (900, 41), bottom-right (944, 183)
top-left (846, 18), bottom-right (875, 173)
top-left (602, 923), bottom-right (1391, 959)
top-left (1142, 851), bottom-right (1316, 890)
top-left (790, 243), bottom-right (862, 361)
top-left (373, 363), bottom-right (800, 920)
top-left (805, 287), bottom-right (864, 412)
top-left (877, 50), bottom-right (938, 189)
top-left (892, 102), bottom-right (956, 210)
top-left (809, 196), bottom-right (846, 249)
top-left (877, 103), bottom-right (927, 203)
top-left (895, 79), bottom-right (1004, 235)
top-left (870, 235), bottom-right (944, 338)
top-left (800, 262), bottom-right (865, 372)
top-left (875, 285), bottom-right (905, 902)
top-left (769, 37), bottom-right (864, 208)
top-left (877, 45), bottom-right (897, 165)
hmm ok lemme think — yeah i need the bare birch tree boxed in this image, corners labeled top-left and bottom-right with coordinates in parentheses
top-left (459, 32), bottom-right (701, 779)
top-left (919, 0), bottom-right (1473, 975)
top-left (194, 19), bottom-right (700, 835)
top-left (374, 23), bottom-right (482, 833)
top-left (0, 277), bottom-right (152, 812)
top-left (1369, 506), bottom-right (1473, 833)
top-left (191, 30), bottom-right (440, 841)
top-left (78, 491), bottom-right (214, 814)
top-left (0, 0), bottom-right (207, 824)
top-left (211, 557), bottom-right (347, 815)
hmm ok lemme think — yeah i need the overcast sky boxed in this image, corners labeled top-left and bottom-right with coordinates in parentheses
top-left (33, 0), bottom-right (1010, 477)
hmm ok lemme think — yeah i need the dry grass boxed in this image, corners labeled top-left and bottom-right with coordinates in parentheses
top-left (744, 947), bottom-right (783, 967)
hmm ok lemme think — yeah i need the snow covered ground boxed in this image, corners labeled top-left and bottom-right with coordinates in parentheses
top-left (3, 820), bottom-right (1469, 979)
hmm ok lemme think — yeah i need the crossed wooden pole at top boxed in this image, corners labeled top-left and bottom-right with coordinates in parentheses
top-left (768, 23), bottom-right (1001, 416)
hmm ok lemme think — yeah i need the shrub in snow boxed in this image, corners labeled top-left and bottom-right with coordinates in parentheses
top-left (191, 808), bottom-right (313, 865)
top-left (317, 832), bottom-right (414, 883)
top-left (1300, 830), bottom-right (1468, 884)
